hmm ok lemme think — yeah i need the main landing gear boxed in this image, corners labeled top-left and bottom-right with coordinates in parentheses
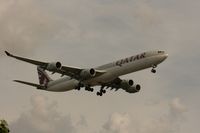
top-left (75, 86), bottom-right (94, 92)
top-left (151, 65), bottom-right (157, 73)
top-left (75, 82), bottom-right (84, 91)
top-left (75, 82), bottom-right (94, 92)
top-left (76, 82), bottom-right (107, 96)
top-left (85, 86), bottom-right (94, 92)
top-left (96, 86), bottom-right (106, 96)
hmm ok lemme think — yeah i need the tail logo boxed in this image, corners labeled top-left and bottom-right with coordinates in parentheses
top-left (37, 67), bottom-right (51, 86)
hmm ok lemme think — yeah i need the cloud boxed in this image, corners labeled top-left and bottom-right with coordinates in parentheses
top-left (169, 98), bottom-right (187, 120)
top-left (8, 96), bottom-right (188, 133)
top-left (134, 1), bottom-right (161, 28)
top-left (76, 115), bottom-right (88, 127)
top-left (143, 98), bottom-right (187, 133)
top-left (0, 0), bottom-right (62, 54)
top-left (10, 95), bottom-right (86, 133)
top-left (100, 98), bottom-right (187, 133)
top-left (102, 113), bottom-right (131, 133)
top-left (0, 0), bottom-right (199, 133)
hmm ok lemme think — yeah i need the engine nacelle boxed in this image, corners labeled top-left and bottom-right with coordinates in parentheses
top-left (46, 62), bottom-right (62, 71)
top-left (120, 79), bottom-right (134, 89)
top-left (80, 68), bottom-right (96, 79)
top-left (125, 84), bottom-right (141, 93)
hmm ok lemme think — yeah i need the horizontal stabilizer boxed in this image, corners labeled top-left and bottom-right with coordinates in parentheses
top-left (14, 80), bottom-right (46, 90)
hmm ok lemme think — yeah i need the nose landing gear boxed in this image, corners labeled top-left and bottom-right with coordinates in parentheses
top-left (151, 69), bottom-right (156, 73)
top-left (151, 65), bottom-right (157, 73)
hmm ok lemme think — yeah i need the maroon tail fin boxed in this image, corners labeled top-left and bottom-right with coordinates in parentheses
top-left (37, 66), bottom-right (52, 86)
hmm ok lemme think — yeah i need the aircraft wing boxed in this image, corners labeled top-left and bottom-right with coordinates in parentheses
top-left (5, 51), bottom-right (106, 80)
top-left (60, 66), bottom-right (106, 78)
top-left (5, 51), bottom-right (47, 66)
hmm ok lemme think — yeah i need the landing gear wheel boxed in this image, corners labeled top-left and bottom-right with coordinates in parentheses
top-left (97, 92), bottom-right (100, 96)
top-left (151, 69), bottom-right (156, 73)
top-left (102, 90), bottom-right (106, 94)
top-left (97, 92), bottom-right (103, 96)
top-left (85, 87), bottom-right (94, 92)
top-left (90, 88), bottom-right (94, 92)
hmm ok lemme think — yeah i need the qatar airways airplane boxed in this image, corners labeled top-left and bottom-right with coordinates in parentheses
top-left (5, 50), bottom-right (168, 96)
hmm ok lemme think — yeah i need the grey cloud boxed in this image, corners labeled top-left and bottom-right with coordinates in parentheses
top-left (10, 95), bottom-right (85, 133)
top-left (143, 98), bottom-right (187, 133)
top-left (0, 0), bottom-right (199, 56)
top-left (100, 98), bottom-right (187, 133)
top-left (169, 98), bottom-right (187, 120)
top-left (0, 0), bottom-right (64, 54)
top-left (101, 113), bottom-right (131, 133)
top-left (76, 115), bottom-right (88, 127)
top-left (0, 0), bottom-right (181, 56)
top-left (0, 0), bottom-right (199, 133)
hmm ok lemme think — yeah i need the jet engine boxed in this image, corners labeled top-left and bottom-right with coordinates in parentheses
top-left (80, 68), bottom-right (96, 79)
top-left (125, 84), bottom-right (141, 93)
top-left (46, 62), bottom-right (62, 71)
top-left (120, 79), bottom-right (134, 89)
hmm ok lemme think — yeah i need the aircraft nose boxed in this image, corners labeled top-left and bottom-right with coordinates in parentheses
top-left (163, 53), bottom-right (168, 60)
top-left (164, 54), bottom-right (168, 58)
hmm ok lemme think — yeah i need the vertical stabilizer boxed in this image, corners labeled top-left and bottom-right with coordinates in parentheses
top-left (37, 66), bottom-right (52, 86)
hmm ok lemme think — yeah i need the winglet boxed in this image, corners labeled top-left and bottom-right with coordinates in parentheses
top-left (5, 51), bottom-right (11, 56)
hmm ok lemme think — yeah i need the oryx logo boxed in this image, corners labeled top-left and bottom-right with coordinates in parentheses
top-left (37, 67), bottom-right (51, 86)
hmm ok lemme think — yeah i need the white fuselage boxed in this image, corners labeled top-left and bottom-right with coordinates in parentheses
top-left (46, 51), bottom-right (168, 92)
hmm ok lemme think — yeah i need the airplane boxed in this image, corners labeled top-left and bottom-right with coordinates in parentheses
top-left (5, 50), bottom-right (168, 96)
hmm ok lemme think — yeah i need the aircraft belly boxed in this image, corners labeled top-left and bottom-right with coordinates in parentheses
top-left (47, 79), bottom-right (79, 92)
top-left (85, 72), bottom-right (117, 86)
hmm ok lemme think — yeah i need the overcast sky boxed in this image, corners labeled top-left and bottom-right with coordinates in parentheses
top-left (0, 0), bottom-right (200, 133)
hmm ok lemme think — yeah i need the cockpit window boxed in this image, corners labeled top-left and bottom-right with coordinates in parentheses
top-left (158, 51), bottom-right (164, 54)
